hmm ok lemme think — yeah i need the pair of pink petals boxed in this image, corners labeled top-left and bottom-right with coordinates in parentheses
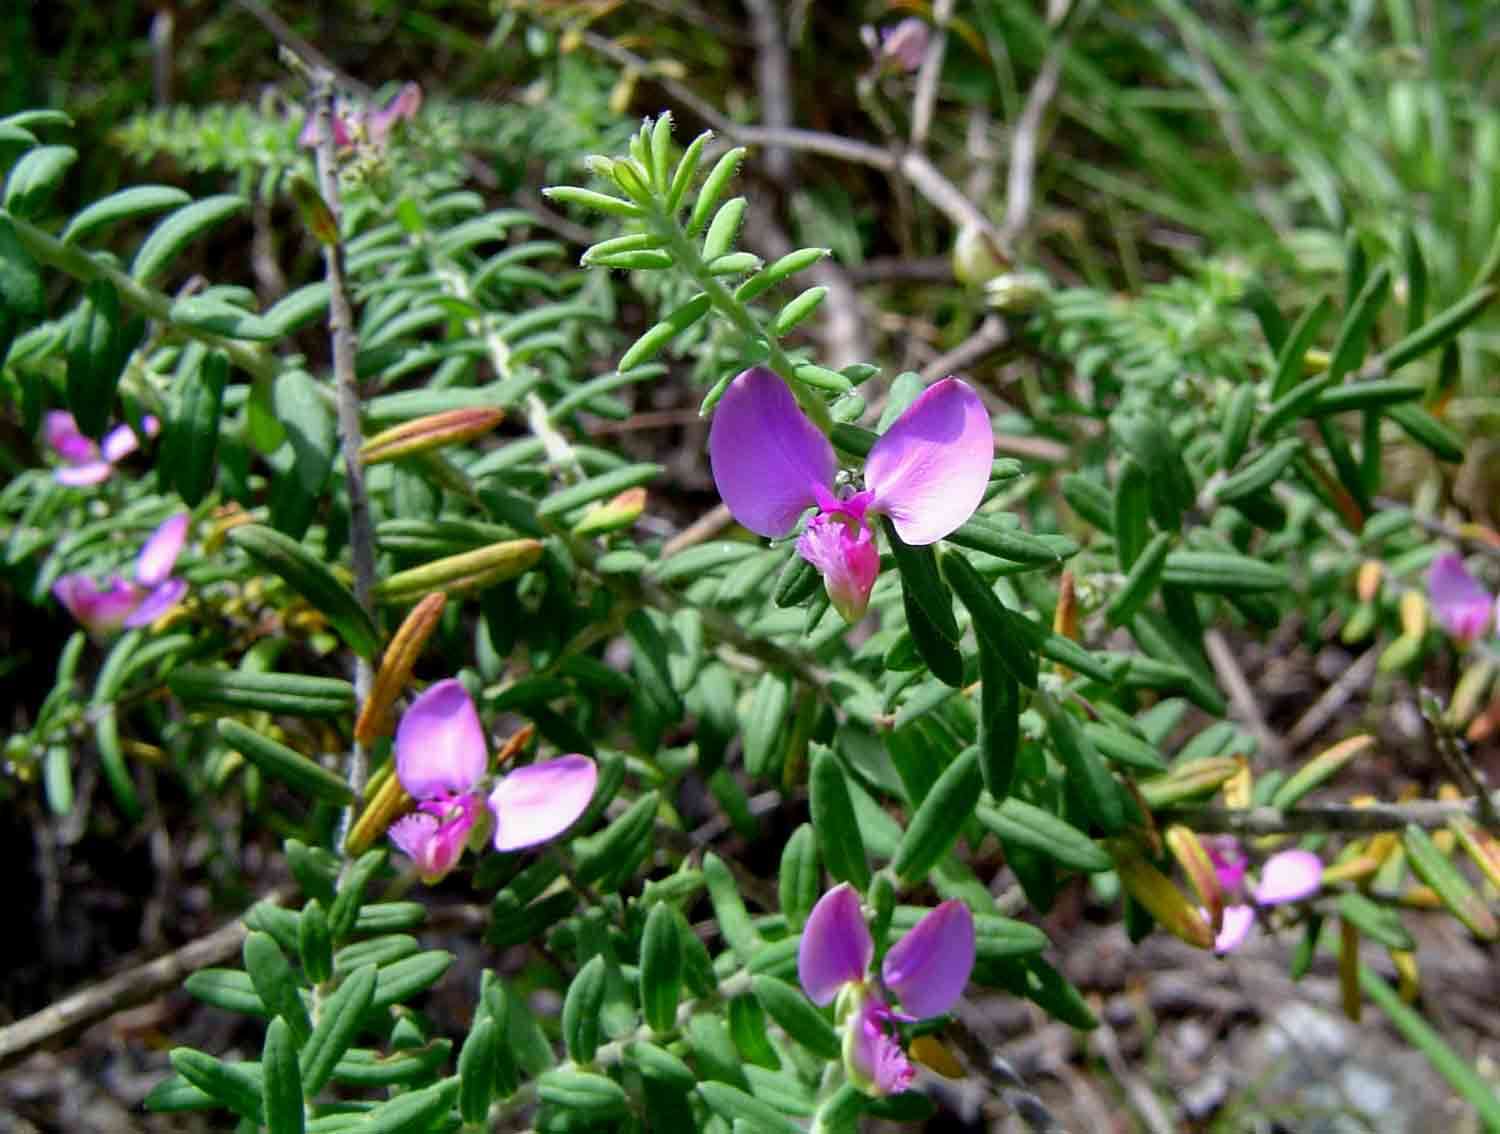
top-left (297, 82), bottom-right (422, 150)
top-left (387, 679), bottom-right (597, 883)
top-left (46, 411), bottom-right (158, 487)
top-left (1205, 843), bottom-right (1323, 954)
top-left (1428, 552), bottom-right (1498, 645)
top-left (708, 368), bottom-right (993, 621)
top-left (797, 883), bottom-right (976, 1095)
top-left (53, 513), bottom-right (190, 634)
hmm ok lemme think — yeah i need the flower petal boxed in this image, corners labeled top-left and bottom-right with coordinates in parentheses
top-left (864, 378), bottom-right (993, 545)
top-left (488, 754), bottom-right (598, 851)
top-left (101, 423), bottom-right (142, 463)
top-left (846, 996), bottom-right (914, 1097)
top-left (709, 367), bottom-right (835, 538)
top-left (1205, 835), bottom-right (1248, 893)
top-left (1212, 904), bottom-right (1256, 954)
top-left (881, 899), bottom-right (975, 1018)
top-left (1428, 553), bottom-right (1494, 643)
top-left (55, 461), bottom-right (114, 487)
top-left (388, 797), bottom-right (478, 883)
top-left (797, 883), bottom-right (874, 1005)
top-left (124, 578), bottom-right (187, 628)
top-left (44, 411), bottom-right (96, 463)
top-left (136, 513), bottom-right (190, 587)
top-left (54, 573), bottom-right (140, 634)
top-left (370, 82), bottom-right (423, 142)
top-left (1253, 849), bottom-right (1322, 905)
top-left (395, 678), bottom-right (489, 800)
top-left (796, 514), bottom-right (879, 622)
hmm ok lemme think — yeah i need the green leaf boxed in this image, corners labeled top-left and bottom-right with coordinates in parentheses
top-left (640, 903), bottom-right (685, 1033)
top-left (946, 516), bottom-right (1077, 565)
top-left (752, 975), bottom-right (839, 1060)
top-left (131, 195), bottom-right (246, 283)
top-left (574, 790), bottom-right (658, 891)
top-left (0, 213), bottom-right (44, 319)
top-left (183, 968), bottom-right (269, 1017)
top-left (261, 1018), bottom-right (305, 1134)
top-left (170, 667), bottom-right (354, 717)
top-left (62, 184), bottom-right (192, 244)
top-left (697, 1081), bottom-right (805, 1134)
top-left (1402, 824), bottom-right (1498, 940)
top-left (269, 369), bottom-right (336, 538)
top-left (298, 900), bottom-right (332, 985)
top-left (1386, 403), bottom-right (1464, 461)
top-left (777, 824), bottom-right (819, 931)
top-left (65, 278), bottom-right (124, 438)
top-left (217, 720), bottom-right (354, 805)
top-left (772, 286), bottom-right (827, 336)
top-left (244, 930), bottom-right (313, 1041)
top-left (1161, 551), bottom-right (1288, 595)
top-left (1327, 265), bottom-right (1391, 382)
top-left (169, 1049), bottom-right (262, 1123)
top-left (1104, 530), bottom-right (1172, 627)
top-left (161, 348), bottom-right (228, 506)
top-left (3, 144), bottom-right (76, 217)
top-left (809, 747), bottom-right (870, 890)
top-left (1383, 285), bottom-right (1496, 373)
top-left (371, 950), bottom-right (455, 1009)
top-left (703, 851), bottom-right (761, 964)
top-left (1337, 892), bottom-right (1414, 951)
top-left (301, 962), bottom-right (375, 1094)
top-left (687, 147), bottom-right (747, 236)
top-left (1113, 458), bottom-right (1152, 569)
top-left (975, 797), bottom-right (1111, 872)
top-left (618, 294), bottom-right (711, 371)
top-left (359, 1078), bottom-right (460, 1134)
top-left (538, 1070), bottom-right (630, 1120)
top-left (1040, 696), bottom-right (1125, 835)
top-left (563, 955), bottom-right (608, 1063)
top-left (542, 185), bottom-right (643, 217)
top-left (537, 462), bottom-right (661, 519)
top-left (228, 524), bottom-right (380, 657)
top-left (702, 196), bottom-right (746, 261)
top-left (894, 747), bottom-right (983, 883)
top-left (458, 1016), bottom-right (498, 1124)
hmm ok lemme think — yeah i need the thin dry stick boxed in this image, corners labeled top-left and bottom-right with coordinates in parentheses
top-left (0, 891), bottom-right (288, 1070)
top-left (1203, 628), bottom-right (1286, 763)
top-left (236, 0), bottom-right (367, 96)
top-left (1284, 646), bottom-right (1378, 750)
top-left (1420, 688), bottom-right (1500, 833)
top-left (1161, 791), bottom-right (1500, 835)
top-left (1001, 13), bottom-right (1076, 244)
top-left (1375, 499), bottom-right (1500, 564)
top-left (947, 1010), bottom-right (1069, 1132)
top-left (909, 0), bottom-right (956, 149)
top-left (742, 0), bottom-right (792, 184)
top-left (311, 76), bottom-right (378, 824)
top-left (919, 314), bottom-right (1011, 382)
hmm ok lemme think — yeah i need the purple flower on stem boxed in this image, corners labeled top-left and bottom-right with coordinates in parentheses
top-left (709, 367), bottom-right (993, 622)
top-left (1204, 841), bottom-right (1322, 954)
top-left (1427, 552), bottom-right (1495, 645)
top-left (797, 883), bottom-right (975, 1096)
top-left (878, 18), bottom-right (930, 73)
top-left (298, 82), bottom-right (423, 151)
top-left (45, 411), bottom-right (159, 486)
top-left (52, 513), bottom-right (190, 634)
top-left (387, 678), bottom-right (597, 883)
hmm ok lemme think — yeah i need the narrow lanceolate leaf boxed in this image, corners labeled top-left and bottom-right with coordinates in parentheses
top-left (243, 931), bottom-right (312, 1041)
top-left (1327, 265), bottom-right (1391, 383)
top-left (1161, 551), bottom-right (1288, 595)
top-left (360, 408), bottom-right (505, 464)
top-left (1137, 757), bottom-right (1241, 808)
top-left (735, 247), bottom-right (829, 304)
top-left (458, 1016), bottom-right (498, 1125)
top-left (217, 719), bottom-right (354, 805)
top-left (0, 213), bottom-right (45, 319)
top-left (1215, 438), bottom-right (1303, 502)
top-left (261, 1018), bottom-right (305, 1134)
top-left (701, 196), bottom-right (747, 262)
top-left (1386, 403), bottom-right (1464, 461)
top-left (1402, 825), bottom-right (1498, 940)
top-left (809, 747), bottom-right (870, 890)
top-left (537, 463), bottom-right (662, 519)
top-left (170, 667), bottom-right (355, 717)
top-left (975, 798), bottom-right (1111, 872)
top-left (1104, 531), bottom-right (1172, 627)
top-left (894, 747), bottom-right (983, 883)
top-left (359, 1078), bottom-right (461, 1134)
top-left (131, 195), bottom-right (246, 283)
top-left (884, 519), bottom-right (960, 640)
top-left (302, 963), bottom-right (378, 1079)
top-left (356, 593), bottom-right (447, 745)
top-left (772, 286), bottom-right (827, 336)
top-left (697, 1081), bottom-right (805, 1134)
top-left (686, 146), bottom-right (747, 236)
top-left (373, 539), bottom-right (543, 603)
top-left (1271, 734), bottom-right (1373, 808)
top-left (1337, 892), bottom-right (1414, 951)
top-left (538, 1071), bottom-right (630, 1120)
top-left (541, 185), bottom-right (643, 217)
top-left (741, 671), bottom-right (791, 777)
top-left (1041, 698), bottom-right (1125, 835)
top-left (66, 277), bottom-right (124, 438)
top-left (163, 348), bottom-right (228, 506)
top-left (703, 851), bottom-right (761, 964)
top-left (169, 1050), bottom-right (262, 1123)
top-left (1307, 380), bottom-right (1425, 416)
top-left (1109, 842), bottom-right (1214, 949)
top-left (778, 824), bottom-right (819, 931)
top-left (1218, 385), bottom-right (1257, 470)
top-left (229, 524), bottom-right (380, 657)
top-left (563, 955), bottom-right (608, 1063)
top-left (3, 144), bottom-right (76, 217)
top-left (619, 294), bottom-right (711, 372)
top-left (977, 640), bottom-right (1021, 799)
top-left (61, 185), bottom-right (191, 244)
top-left (1383, 285), bottom-right (1497, 373)
top-left (667, 129), bottom-right (711, 213)
top-left (752, 975), bottom-right (840, 1060)
top-left (640, 903), bottom-right (684, 1034)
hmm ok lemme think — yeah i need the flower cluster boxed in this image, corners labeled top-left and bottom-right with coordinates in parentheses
top-left (709, 368), bottom-right (993, 622)
top-left (387, 679), bottom-right (598, 882)
top-left (797, 883), bottom-right (975, 1096)
top-left (1427, 552), bottom-right (1498, 645)
top-left (53, 513), bottom-right (190, 635)
top-left (1204, 837), bottom-right (1323, 954)
top-left (45, 411), bottom-right (158, 487)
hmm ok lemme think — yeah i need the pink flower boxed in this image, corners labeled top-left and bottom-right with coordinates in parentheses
top-left (388, 678), bottom-right (597, 883)
top-left (52, 513), bottom-right (190, 634)
top-left (709, 368), bottom-right (992, 621)
top-left (878, 18), bottom-right (930, 73)
top-left (45, 411), bottom-right (159, 486)
top-left (797, 883), bottom-right (975, 1096)
top-left (1205, 843), bottom-right (1323, 954)
top-left (298, 82), bottom-right (422, 151)
top-left (1428, 553), bottom-right (1495, 645)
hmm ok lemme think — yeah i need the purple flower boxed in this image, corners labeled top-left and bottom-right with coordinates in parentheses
top-left (1428, 552), bottom-right (1495, 645)
top-left (45, 411), bottom-right (159, 486)
top-left (298, 82), bottom-right (422, 151)
top-left (1205, 843), bottom-right (1323, 954)
top-left (878, 18), bottom-right (930, 73)
top-left (797, 883), bottom-right (975, 1096)
top-left (388, 678), bottom-right (597, 883)
top-left (709, 368), bottom-right (992, 621)
top-left (52, 513), bottom-right (190, 634)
